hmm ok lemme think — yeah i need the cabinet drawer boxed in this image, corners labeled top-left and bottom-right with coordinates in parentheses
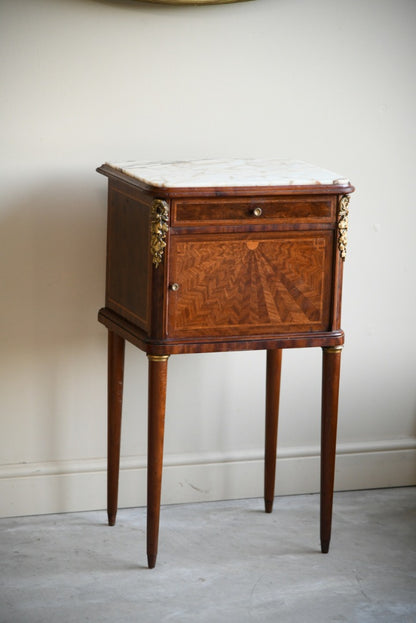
top-left (172, 196), bottom-right (335, 227)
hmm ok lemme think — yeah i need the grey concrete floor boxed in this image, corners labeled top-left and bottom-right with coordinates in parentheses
top-left (0, 488), bottom-right (415, 623)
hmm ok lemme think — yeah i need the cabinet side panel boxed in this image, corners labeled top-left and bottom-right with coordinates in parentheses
top-left (106, 186), bottom-right (150, 331)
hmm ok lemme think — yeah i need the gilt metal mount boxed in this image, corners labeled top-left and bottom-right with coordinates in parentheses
top-left (151, 199), bottom-right (169, 268)
top-left (338, 195), bottom-right (350, 261)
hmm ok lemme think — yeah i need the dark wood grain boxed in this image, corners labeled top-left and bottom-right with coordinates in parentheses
top-left (329, 202), bottom-right (345, 331)
top-left (146, 355), bottom-right (169, 569)
top-left (106, 184), bottom-right (151, 330)
top-left (172, 195), bottom-right (335, 226)
top-left (264, 349), bottom-right (282, 513)
top-left (320, 346), bottom-right (342, 553)
top-left (107, 331), bottom-right (125, 526)
top-left (98, 306), bottom-right (345, 354)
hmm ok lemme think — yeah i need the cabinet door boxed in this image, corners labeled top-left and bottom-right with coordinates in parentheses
top-left (167, 231), bottom-right (334, 338)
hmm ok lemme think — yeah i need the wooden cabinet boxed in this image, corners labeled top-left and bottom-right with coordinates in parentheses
top-left (97, 158), bottom-right (354, 567)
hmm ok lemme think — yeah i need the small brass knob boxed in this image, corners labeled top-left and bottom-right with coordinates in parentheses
top-left (170, 283), bottom-right (180, 292)
top-left (253, 207), bottom-right (263, 217)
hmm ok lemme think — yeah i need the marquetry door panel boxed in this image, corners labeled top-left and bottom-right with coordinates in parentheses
top-left (167, 232), bottom-right (334, 338)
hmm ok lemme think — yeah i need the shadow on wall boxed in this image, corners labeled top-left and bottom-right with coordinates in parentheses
top-left (0, 169), bottom-right (224, 514)
top-left (0, 173), bottom-right (113, 467)
top-left (0, 175), bottom-right (107, 346)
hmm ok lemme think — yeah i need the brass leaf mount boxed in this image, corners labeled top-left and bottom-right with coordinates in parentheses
top-left (151, 199), bottom-right (169, 268)
top-left (338, 195), bottom-right (350, 261)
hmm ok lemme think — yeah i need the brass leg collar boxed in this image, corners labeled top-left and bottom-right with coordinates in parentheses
top-left (323, 346), bottom-right (344, 353)
top-left (147, 354), bottom-right (170, 362)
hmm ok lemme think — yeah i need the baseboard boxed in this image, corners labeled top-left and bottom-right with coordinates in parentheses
top-left (1, 439), bottom-right (415, 518)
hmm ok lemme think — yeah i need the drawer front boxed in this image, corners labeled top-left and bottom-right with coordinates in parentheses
top-left (172, 196), bottom-right (335, 227)
top-left (167, 231), bottom-right (334, 338)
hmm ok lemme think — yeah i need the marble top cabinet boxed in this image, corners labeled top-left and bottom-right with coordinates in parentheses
top-left (97, 158), bottom-right (354, 568)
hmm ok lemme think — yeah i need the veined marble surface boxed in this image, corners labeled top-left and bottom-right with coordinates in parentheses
top-left (105, 158), bottom-right (350, 189)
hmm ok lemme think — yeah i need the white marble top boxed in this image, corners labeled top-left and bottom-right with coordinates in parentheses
top-left (105, 158), bottom-right (350, 189)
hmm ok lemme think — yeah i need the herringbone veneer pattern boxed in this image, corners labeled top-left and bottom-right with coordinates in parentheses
top-left (169, 234), bottom-right (333, 337)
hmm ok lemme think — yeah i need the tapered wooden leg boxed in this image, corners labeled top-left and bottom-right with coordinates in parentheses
top-left (264, 349), bottom-right (283, 513)
top-left (147, 354), bottom-right (169, 569)
top-left (320, 345), bottom-right (342, 553)
top-left (107, 331), bottom-right (125, 527)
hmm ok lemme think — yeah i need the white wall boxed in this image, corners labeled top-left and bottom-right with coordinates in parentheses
top-left (1, 0), bottom-right (415, 518)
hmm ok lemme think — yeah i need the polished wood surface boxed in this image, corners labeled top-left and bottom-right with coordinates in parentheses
top-left (146, 356), bottom-right (169, 569)
top-left (107, 331), bottom-right (125, 527)
top-left (320, 346), bottom-right (342, 553)
top-left (99, 306), bottom-right (345, 355)
top-left (171, 195), bottom-right (335, 227)
top-left (168, 233), bottom-right (333, 337)
top-left (106, 183), bottom-right (151, 330)
top-left (98, 162), bottom-right (353, 567)
top-left (264, 349), bottom-right (282, 513)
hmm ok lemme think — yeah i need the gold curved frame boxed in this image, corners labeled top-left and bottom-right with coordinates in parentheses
top-left (138, 0), bottom-right (252, 5)
top-left (337, 195), bottom-right (350, 261)
top-left (151, 199), bottom-right (169, 268)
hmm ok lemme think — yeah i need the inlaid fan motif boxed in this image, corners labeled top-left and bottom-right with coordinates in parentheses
top-left (168, 233), bottom-right (333, 337)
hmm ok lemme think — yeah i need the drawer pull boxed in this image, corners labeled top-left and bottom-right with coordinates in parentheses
top-left (170, 283), bottom-right (180, 292)
top-left (252, 207), bottom-right (263, 217)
